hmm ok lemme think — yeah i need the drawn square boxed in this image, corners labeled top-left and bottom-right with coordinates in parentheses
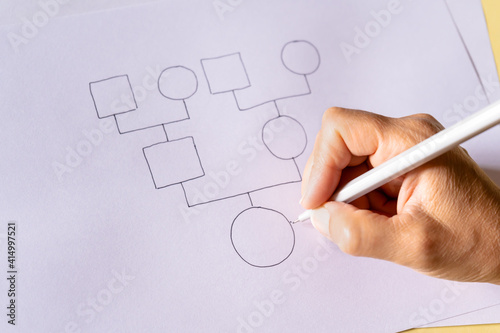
top-left (143, 137), bottom-right (204, 189)
top-left (89, 75), bottom-right (137, 118)
top-left (201, 53), bottom-right (250, 94)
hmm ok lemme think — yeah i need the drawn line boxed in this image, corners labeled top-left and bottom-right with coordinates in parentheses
top-left (187, 192), bottom-right (249, 208)
top-left (158, 66), bottom-right (199, 101)
top-left (142, 146), bottom-right (159, 189)
top-left (89, 74), bottom-right (138, 119)
top-left (162, 124), bottom-right (169, 141)
top-left (94, 71), bottom-right (194, 135)
top-left (262, 115), bottom-right (308, 160)
top-left (247, 192), bottom-right (253, 206)
top-left (230, 207), bottom-right (295, 268)
top-left (182, 99), bottom-right (191, 119)
top-left (180, 182), bottom-right (189, 206)
top-left (303, 75), bottom-right (312, 94)
top-left (248, 179), bottom-right (302, 195)
top-left (114, 115), bottom-right (190, 135)
top-left (200, 52), bottom-right (252, 95)
top-left (182, 177), bottom-right (302, 208)
top-left (231, 82), bottom-right (312, 111)
top-left (292, 157), bottom-right (302, 181)
top-left (226, 39), bottom-right (319, 112)
top-left (273, 100), bottom-right (281, 117)
top-left (142, 136), bottom-right (206, 190)
top-left (281, 40), bottom-right (321, 76)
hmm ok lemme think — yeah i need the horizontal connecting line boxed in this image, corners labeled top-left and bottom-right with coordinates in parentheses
top-left (112, 99), bottom-right (191, 135)
top-left (179, 178), bottom-right (302, 208)
top-left (176, 140), bottom-right (304, 209)
top-left (231, 74), bottom-right (312, 112)
top-left (113, 115), bottom-right (190, 135)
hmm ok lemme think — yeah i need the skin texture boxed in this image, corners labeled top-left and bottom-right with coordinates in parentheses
top-left (301, 107), bottom-right (500, 284)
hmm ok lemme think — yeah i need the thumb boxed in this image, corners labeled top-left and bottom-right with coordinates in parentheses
top-left (311, 201), bottom-right (400, 261)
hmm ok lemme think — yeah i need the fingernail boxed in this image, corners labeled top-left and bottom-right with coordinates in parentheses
top-left (310, 207), bottom-right (330, 237)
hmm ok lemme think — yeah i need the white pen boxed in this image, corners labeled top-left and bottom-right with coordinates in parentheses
top-left (293, 99), bottom-right (500, 224)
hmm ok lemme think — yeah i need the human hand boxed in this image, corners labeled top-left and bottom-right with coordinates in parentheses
top-left (301, 107), bottom-right (500, 284)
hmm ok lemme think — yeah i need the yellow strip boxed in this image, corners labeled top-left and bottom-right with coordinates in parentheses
top-left (405, 323), bottom-right (500, 333)
top-left (483, 0), bottom-right (500, 77)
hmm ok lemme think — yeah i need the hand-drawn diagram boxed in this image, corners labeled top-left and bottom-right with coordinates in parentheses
top-left (88, 40), bottom-right (320, 268)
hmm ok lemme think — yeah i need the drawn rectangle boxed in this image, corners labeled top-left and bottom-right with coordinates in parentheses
top-left (143, 137), bottom-right (204, 188)
top-left (89, 75), bottom-right (137, 118)
top-left (201, 53), bottom-right (250, 94)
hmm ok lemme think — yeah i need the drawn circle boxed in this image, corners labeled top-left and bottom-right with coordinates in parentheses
top-left (262, 116), bottom-right (307, 160)
top-left (281, 40), bottom-right (320, 75)
top-left (158, 66), bottom-right (198, 100)
top-left (230, 207), bottom-right (295, 268)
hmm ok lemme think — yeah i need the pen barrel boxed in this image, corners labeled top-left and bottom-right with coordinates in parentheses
top-left (331, 100), bottom-right (500, 203)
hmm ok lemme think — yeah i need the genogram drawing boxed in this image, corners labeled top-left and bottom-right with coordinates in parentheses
top-left (88, 40), bottom-right (320, 268)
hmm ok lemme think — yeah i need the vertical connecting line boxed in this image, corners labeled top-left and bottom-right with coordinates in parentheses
top-left (182, 99), bottom-right (191, 119)
top-left (247, 192), bottom-right (254, 206)
top-left (292, 157), bottom-right (302, 181)
top-left (231, 90), bottom-right (241, 111)
top-left (162, 124), bottom-right (169, 141)
top-left (304, 75), bottom-right (312, 94)
top-left (273, 100), bottom-right (281, 117)
top-left (180, 182), bottom-right (191, 207)
top-left (113, 114), bottom-right (123, 134)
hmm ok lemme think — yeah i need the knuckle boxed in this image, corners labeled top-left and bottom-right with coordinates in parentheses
top-left (410, 223), bottom-right (442, 271)
top-left (459, 146), bottom-right (471, 158)
top-left (322, 107), bottom-right (386, 133)
top-left (322, 107), bottom-right (345, 124)
top-left (412, 112), bottom-right (436, 121)
top-left (411, 113), bottom-right (444, 136)
top-left (339, 221), bottom-right (364, 257)
top-left (396, 113), bottom-right (445, 147)
top-left (369, 113), bottom-right (390, 132)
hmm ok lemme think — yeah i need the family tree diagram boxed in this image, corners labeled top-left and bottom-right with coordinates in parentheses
top-left (89, 40), bottom-right (320, 268)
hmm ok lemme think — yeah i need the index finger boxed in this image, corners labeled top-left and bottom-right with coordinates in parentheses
top-left (300, 107), bottom-right (390, 209)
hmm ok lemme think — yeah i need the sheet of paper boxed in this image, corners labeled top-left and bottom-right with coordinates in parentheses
top-left (2, 1), bottom-right (500, 332)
